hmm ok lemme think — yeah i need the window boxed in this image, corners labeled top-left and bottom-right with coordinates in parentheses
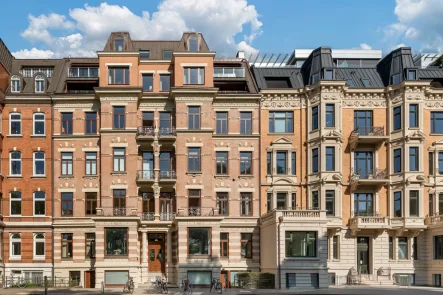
top-left (410, 191), bottom-right (419, 217)
top-left (269, 111), bottom-right (293, 133)
top-left (33, 152), bottom-right (45, 176)
top-left (291, 193), bottom-right (296, 209)
top-left (216, 112), bottom-right (228, 134)
top-left (34, 191), bottom-right (45, 216)
top-left (435, 236), bottom-right (443, 259)
top-left (311, 191), bottom-right (319, 209)
top-left (361, 78), bottom-right (372, 87)
top-left (85, 112), bottom-right (97, 134)
top-left (346, 79), bottom-right (355, 87)
top-left (113, 190), bottom-right (126, 213)
top-left (354, 110), bottom-right (373, 130)
top-left (389, 237), bottom-right (394, 260)
top-left (114, 36), bottom-right (124, 51)
top-left (188, 35), bottom-right (199, 51)
top-left (10, 192), bottom-right (22, 215)
top-left (184, 67), bottom-right (204, 84)
top-left (217, 193), bottom-right (228, 215)
top-left (160, 75), bottom-right (170, 91)
top-left (188, 190), bottom-right (201, 209)
top-left (86, 192), bottom-right (97, 215)
top-left (394, 192), bottom-right (402, 217)
top-left (61, 113), bottom-right (73, 135)
top-left (106, 228), bottom-right (128, 256)
top-left (286, 231), bottom-right (316, 257)
top-left (240, 152), bottom-right (252, 175)
top-left (240, 193), bottom-right (252, 216)
top-left (61, 152), bottom-right (73, 176)
top-left (431, 112), bottom-right (443, 134)
top-left (142, 112), bottom-right (154, 128)
top-left (188, 106), bottom-right (200, 129)
top-left (391, 73), bottom-right (401, 84)
top-left (35, 75), bottom-right (45, 92)
top-left (264, 77), bottom-right (291, 88)
top-left (394, 106), bottom-right (402, 130)
top-left (162, 50), bottom-right (173, 59)
top-left (409, 147), bottom-right (419, 171)
top-left (398, 237), bottom-right (408, 260)
top-left (413, 236), bottom-right (418, 260)
top-left (430, 152), bottom-right (435, 175)
top-left (267, 152), bottom-right (272, 175)
top-left (324, 70), bottom-right (333, 80)
top-left (325, 104), bottom-right (335, 127)
top-left (291, 152), bottom-right (296, 175)
top-left (34, 233), bottom-right (45, 257)
top-left (267, 193), bottom-right (272, 212)
top-left (394, 148), bottom-right (402, 173)
top-left (20, 67), bottom-right (53, 78)
top-left (220, 233), bottom-right (229, 258)
top-left (113, 106), bottom-right (125, 129)
top-left (354, 193), bottom-right (373, 216)
top-left (61, 192), bottom-right (73, 216)
top-left (312, 148), bottom-right (319, 173)
top-left (85, 152), bottom-right (97, 175)
top-left (440, 153), bottom-right (443, 175)
top-left (409, 104), bottom-right (418, 128)
top-left (332, 236), bottom-right (339, 259)
top-left (113, 148), bottom-right (125, 172)
top-left (33, 113), bottom-right (45, 135)
top-left (408, 70), bottom-right (417, 80)
top-left (311, 73), bottom-right (319, 84)
top-left (286, 274), bottom-right (296, 289)
top-left (216, 152), bottom-right (228, 175)
top-left (11, 75), bottom-right (20, 92)
top-left (142, 74), bottom-right (153, 92)
top-left (86, 233), bottom-right (96, 258)
top-left (10, 151), bottom-right (22, 175)
top-left (108, 67), bottom-right (129, 84)
top-left (188, 148), bottom-right (201, 172)
top-left (62, 234), bottom-right (73, 258)
top-left (326, 147), bottom-right (335, 171)
top-left (430, 193), bottom-right (435, 217)
top-left (277, 193), bottom-right (286, 209)
top-left (11, 234), bottom-right (21, 257)
top-left (10, 113), bottom-right (21, 135)
top-left (312, 106), bottom-right (319, 130)
top-left (139, 50), bottom-right (150, 60)
top-left (440, 194), bottom-right (443, 214)
top-left (241, 233), bottom-right (252, 258)
top-left (276, 152), bottom-right (287, 174)
top-left (188, 228), bottom-right (210, 255)
top-left (240, 112), bottom-right (252, 134)
top-left (159, 112), bottom-right (172, 134)
top-left (326, 191), bottom-right (335, 216)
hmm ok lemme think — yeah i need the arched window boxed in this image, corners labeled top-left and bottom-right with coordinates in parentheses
top-left (114, 36), bottom-right (124, 52)
top-left (188, 35), bottom-right (199, 52)
top-left (10, 233), bottom-right (21, 257)
top-left (11, 75), bottom-right (20, 92)
top-left (34, 233), bottom-right (45, 257)
top-left (35, 75), bottom-right (45, 93)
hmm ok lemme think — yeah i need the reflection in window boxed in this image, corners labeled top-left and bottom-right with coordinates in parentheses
top-left (106, 228), bottom-right (128, 255)
top-left (188, 228), bottom-right (210, 255)
top-left (285, 231), bottom-right (316, 257)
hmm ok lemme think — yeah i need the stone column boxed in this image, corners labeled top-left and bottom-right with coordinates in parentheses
top-left (272, 190), bottom-right (277, 210)
top-left (141, 231), bottom-right (148, 283)
top-left (166, 229), bottom-right (174, 284)
top-left (153, 185), bottom-right (161, 220)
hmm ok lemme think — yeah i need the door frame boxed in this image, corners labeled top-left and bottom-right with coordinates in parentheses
top-left (220, 270), bottom-right (230, 288)
top-left (84, 270), bottom-right (95, 288)
top-left (356, 236), bottom-right (371, 274)
top-left (148, 233), bottom-right (166, 273)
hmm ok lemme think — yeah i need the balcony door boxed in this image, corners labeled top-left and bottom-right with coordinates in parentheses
top-left (354, 152), bottom-right (373, 179)
top-left (354, 193), bottom-right (373, 216)
top-left (159, 152), bottom-right (173, 178)
top-left (354, 110), bottom-right (373, 134)
top-left (160, 192), bottom-right (174, 219)
top-left (159, 112), bottom-right (172, 135)
top-left (142, 152), bottom-right (154, 179)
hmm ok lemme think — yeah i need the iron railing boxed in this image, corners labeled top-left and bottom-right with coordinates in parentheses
top-left (352, 126), bottom-right (384, 136)
top-left (184, 207), bottom-right (217, 216)
top-left (137, 126), bottom-right (155, 136)
top-left (160, 212), bottom-right (176, 221)
top-left (159, 127), bottom-right (176, 136)
top-left (159, 170), bottom-right (176, 180)
top-left (141, 212), bottom-right (155, 221)
top-left (98, 207), bottom-right (136, 216)
top-left (137, 170), bottom-right (155, 180)
top-left (351, 168), bottom-right (387, 180)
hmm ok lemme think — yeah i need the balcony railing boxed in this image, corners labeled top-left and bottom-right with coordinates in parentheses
top-left (352, 126), bottom-right (384, 136)
top-left (425, 214), bottom-right (443, 225)
top-left (137, 126), bottom-right (154, 136)
top-left (160, 212), bottom-right (176, 221)
top-left (159, 127), bottom-right (176, 137)
top-left (178, 207), bottom-right (217, 217)
top-left (261, 207), bottom-right (326, 222)
top-left (159, 170), bottom-right (176, 180)
top-left (351, 168), bottom-right (387, 180)
top-left (68, 67), bottom-right (99, 78)
top-left (350, 216), bottom-right (389, 235)
top-left (214, 67), bottom-right (245, 78)
top-left (141, 212), bottom-right (155, 221)
top-left (97, 207), bottom-right (137, 216)
top-left (137, 170), bottom-right (155, 180)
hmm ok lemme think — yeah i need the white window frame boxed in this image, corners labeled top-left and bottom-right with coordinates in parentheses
top-left (34, 233), bottom-right (45, 259)
top-left (35, 75), bottom-right (45, 93)
top-left (10, 233), bottom-right (21, 258)
top-left (10, 151), bottom-right (22, 176)
top-left (33, 191), bottom-right (46, 216)
top-left (33, 151), bottom-right (45, 176)
top-left (9, 112), bottom-right (22, 135)
top-left (33, 112), bottom-right (45, 135)
top-left (10, 191), bottom-right (22, 216)
top-left (11, 75), bottom-right (20, 92)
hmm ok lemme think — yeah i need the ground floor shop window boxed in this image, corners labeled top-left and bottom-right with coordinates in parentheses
top-left (105, 271), bottom-right (128, 286)
top-left (286, 273), bottom-right (296, 288)
top-left (188, 228), bottom-right (210, 255)
top-left (69, 271), bottom-right (81, 287)
top-left (106, 228), bottom-right (128, 256)
top-left (188, 271), bottom-right (212, 286)
top-left (285, 231), bottom-right (316, 257)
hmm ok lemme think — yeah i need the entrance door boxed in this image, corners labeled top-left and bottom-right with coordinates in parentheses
top-left (220, 271), bottom-right (229, 288)
top-left (85, 271), bottom-right (95, 288)
top-left (148, 233), bottom-right (165, 273)
top-left (357, 237), bottom-right (370, 274)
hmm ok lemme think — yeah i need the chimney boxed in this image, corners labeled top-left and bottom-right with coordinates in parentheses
top-left (236, 51), bottom-right (245, 59)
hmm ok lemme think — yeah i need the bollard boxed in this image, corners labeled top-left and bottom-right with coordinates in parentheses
top-left (44, 276), bottom-right (48, 295)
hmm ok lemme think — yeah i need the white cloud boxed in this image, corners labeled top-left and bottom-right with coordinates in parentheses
top-left (359, 43), bottom-right (372, 50)
top-left (391, 43), bottom-right (407, 51)
top-left (384, 0), bottom-right (443, 52)
top-left (14, 0), bottom-right (262, 58)
top-left (13, 48), bottom-right (54, 59)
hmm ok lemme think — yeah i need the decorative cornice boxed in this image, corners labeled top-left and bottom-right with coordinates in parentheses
top-left (174, 96), bottom-right (213, 102)
top-left (100, 96), bottom-right (138, 102)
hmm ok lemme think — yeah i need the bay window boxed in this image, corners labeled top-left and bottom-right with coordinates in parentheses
top-left (106, 228), bottom-right (128, 256)
top-left (188, 228), bottom-right (210, 255)
top-left (285, 231), bottom-right (316, 257)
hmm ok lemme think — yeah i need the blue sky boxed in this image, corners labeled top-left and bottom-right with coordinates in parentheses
top-left (0, 0), bottom-right (442, 58)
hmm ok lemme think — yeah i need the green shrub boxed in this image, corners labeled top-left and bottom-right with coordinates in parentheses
top-left (236, 272), bottom-right (275, 289)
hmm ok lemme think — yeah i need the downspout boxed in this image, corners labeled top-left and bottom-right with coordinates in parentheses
top-left (50, 93), bottom-right (55, 280)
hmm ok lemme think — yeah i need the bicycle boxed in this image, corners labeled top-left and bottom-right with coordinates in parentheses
top-left (123, 277), bottom-right (135, 294)
top-left (179, 278), bottom-right (192, 295)
top-left (210, 278), bottom-right (222, 294)
top-left (155, 275), bottom-right (168, 294)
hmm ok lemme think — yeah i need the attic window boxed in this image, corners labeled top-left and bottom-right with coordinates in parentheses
top-left (188, 35), bottom-right (199, 52)
top-left (114, 36), bottom-right (124, 52)
top-left (324, 70), bottom-right (333, 80)
top-left (163, 50), bottom-right (173, 60)
top-left (35, 75), bottom-right (45, 93)
top-left (407, 70), bottom-right (417, 80)
top-left (11, 76), bottom-right (20, 92)
top-left (265, 77), bottom-right (291, 88)
top-left (391, 73), bottom-right (401, 84)
top-left (140, 50), bottom-right (150, 60)
top-left (311, 73), bottom-right (319, 84)
top-left (361, 78), bottom-right (371, 87)
top-left (346, 79), bottom-right (355, 87)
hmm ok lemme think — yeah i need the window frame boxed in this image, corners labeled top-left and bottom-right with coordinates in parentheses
top-left (188, 35), bottom-right (199, 52)
top-left (398, 237), bottom-right (408, 260)
top-left (216, 192), bottom-right (229, 216)
top-left (409, 190), bottom-right (419, 217)
top-left (188, 106), bottom-right (201, 130)
top-left (139, 50), bottom-right (150, 60)
top-left (85, 112), bottom-right (97, 135)
top-left (114, 36), bottom-right (124, 51)
top-left (394, 191), bottom-right (402, 217)
top-left (240, 112), bottom-right (252, 134)
top-left (61, 152), bottom-right (73, 176)
top-left (10, 151), bottom-right (22, 176)
top-left (9, 112), bottom-right (22, 135)
top-left (113, 106), bottom-right (126, 129)
top-left (434, 235), bottom-right (443, 260)
top-left (431, 112), bottom-right (443, 134)
top-left (11, 75), bottom-right (20, 92)
top-left (269, 111), bottom-right (293, 133)
top-left (312, 148), bottom-right (319, 173)
top-left (33, 112), bottom-right (45, 135)
top-left (62, 233), bottom-right (73, 258)
top-left (34, 233), bottom-right (45, 258)
top-left (105, 228), bottom-right (128, 256)
top-left (216, 151), bottom-right (228, 175)
top-left (326, 146), bottom-right (335, 171)
top-left (220, 233), bottom-right (229, 258)
top-left (312, 106), bottom-right (319, 130)
top-left (160, 74), bottom-right (171, 92)
top-left (108, 67), bottom-right (130, 85)
top-left (33, 151), bottom-right (45, 176)
top-left (325, 104), bottom-right (335, 127)
top-left (276, 152), bottom-right (287, 175)
top-left (35, 75), bottom-right (45, 93)
top-left (113, 148), bottom-right (126, 172)
top-left (61, 113), bottom-right (73, 135)
top-left (332, 235), bottom-right (339, 260)
top-left (216, 112), bottom-right (228, 134)
top-left (393, 106), bottom-right (402, 130)
top-left (240, 152), bottom-right (252, 175)
top-left (409, 147), bottom-right (419, 171)
top-left (394, 148), bottom-right (402, 173)
top-left (188, 147), bottom-right (201, 172)
top-left (183, 67), bottom-right (205, 85)
top-left (285, 231), bottom-right (317, 258)
top-left (34, 191), bottom-right (45, 216)
top-left (241, 233), bottom-right (253, 259)
top-left (162, 50), bottom-right (173, 60)
top-left (142, 73), bottom-right (154, 92)
top-left (188, 227), bottom-right (211, 256)
top-left (85, 233), bottom-right (96, 259)
top-left (85, 192), bottom-right (97, 215)
top-left (409, 104), bottom-right (419, 128)
top-left (326, 190), bottom-right (335, 216)
top-left (240, 192), bottom-right (252, 216)
top-left (85, 152), bottom-right (97, 175)
top-left (10, 191), bottom-right (22, 216)
top-left (61, 192), bottom-right (73, 216)
top-left (10, 233), bottom-right (21, 258)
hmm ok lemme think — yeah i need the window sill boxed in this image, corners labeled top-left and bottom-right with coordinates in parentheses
top-left (186, 172), bottom-right (202, 175)
top-left (7, 134), bottom-right (22, 137)
top-left (59, 175), bottom-right (74, 179)
top-left (7, 175), bottom-right (23, 178)
top-left (285, 257), bottom-right (319, 261)
top-left (84, 175), bottom-right (99, 178)
top-left (31, 135), bottom-right (46, 138)
top-left (61, 258), bottom-right (73, 260)
top-left (111, 172), bottom-right (127, 175)
top-left (31, 175), bottom-right (46, 178)
top-left (408, 127), bottom-right (420, 130)
top-left (430, 133), bottom-right (443, 136)
top-left (33, 256), bottom-right (45, 261)
top-left (214, 175), bottom-right (230, 178)
top-left (104, 255), bottom-right (129, 258)
top-left (239, 174), bottom-right (254, 178)
top-left (267, 132), bottom-right (294, 135)
top-left (188, 255), bottom-right (211, 259)
top-left (9, 256), bottom-right (21, 261)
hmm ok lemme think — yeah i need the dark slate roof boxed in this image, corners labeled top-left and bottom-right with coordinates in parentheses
top-left (301, 47), bottom-right (333, 85)
top-left (377, 47), bottom-right (415, 85)
top-left (0, 38), bottom-right (13, 73)
top-left (132, 41), bottom-right (179, 59)
top-left (418, 68), bottom-right (443, 79)
top-left (334, 68), bottom-right (384, 88)
top-left (54, 58), bottom-right (99, 93)
top-left (251, 66), bottom-right (304, 90)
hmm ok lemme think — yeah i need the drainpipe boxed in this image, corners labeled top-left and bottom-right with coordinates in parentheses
top-left (50, 94), bottom-right (55, 280)
top-left (278, 216), bottom-right (282, 289)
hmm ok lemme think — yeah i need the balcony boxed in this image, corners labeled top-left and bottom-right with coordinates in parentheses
top-left (97, 207), bottom-right (137, 217)
top-left (140, 212), bottom-right (176, 221)
top-left (68, 67), bottom-right (99, 78)
top-left (349, 126), bottom-right (388, 151)
top-left (136, 126), bottom-right (155, 138)
top-left (390, 216), bottom-right (426, 234)
top-left (350, 168), bottom-right (388, 192)
top-left (261, 208), bottom-right (327, 224)
top-left (350, 215), bottom-right (389, 235)
top-left (137, 170), bottom-right (155, 182)
top-left (425, 214), bottom-right (443, 225)
top-left (141, 212), bottom-right (155, 221)
top-left (177, 207), bottom-right (218, 217)
top-left (159, 170), bottom-right (176, 180)
top-left (159, 127), bottom-right (176, 138)
top-left (214, 67), bottom-right (245, 78)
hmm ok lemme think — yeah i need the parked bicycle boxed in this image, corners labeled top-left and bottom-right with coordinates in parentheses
top-left (210, 278), bottom-right (222, 294)
top-left (5, 275), bottom-right (27, 289)
top-left (153, 275), bottom-right (168, 294)
top-left (179, 277), bottom-right (192, 295)
top-left (123, 277), bottom-right (135, 294)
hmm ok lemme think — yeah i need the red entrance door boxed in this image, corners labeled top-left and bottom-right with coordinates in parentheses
top-left (148, 234), bottom-right (165, 273)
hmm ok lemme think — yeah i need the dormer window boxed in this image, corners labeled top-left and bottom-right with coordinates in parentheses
top-left (114, 36), bottom-right (124, 52)
top-left (324, 70), bottom-right (333, 80)
top-left (361, 78), bottom-right (371, 87)
top-left (188, 35), bottom-right (199, 52)
top-left (346, 79), bottom-right (355, 87)
top-left (311, 73), bottom-right (319, 84)
top-left (391, 73), bottom-right (401, 84)
top-left (407, 69), bottom-right (417, 80)
top-left (35, 75), bottom-right (45, 93)
top-left (11, 75), bottom-right (20, 92)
